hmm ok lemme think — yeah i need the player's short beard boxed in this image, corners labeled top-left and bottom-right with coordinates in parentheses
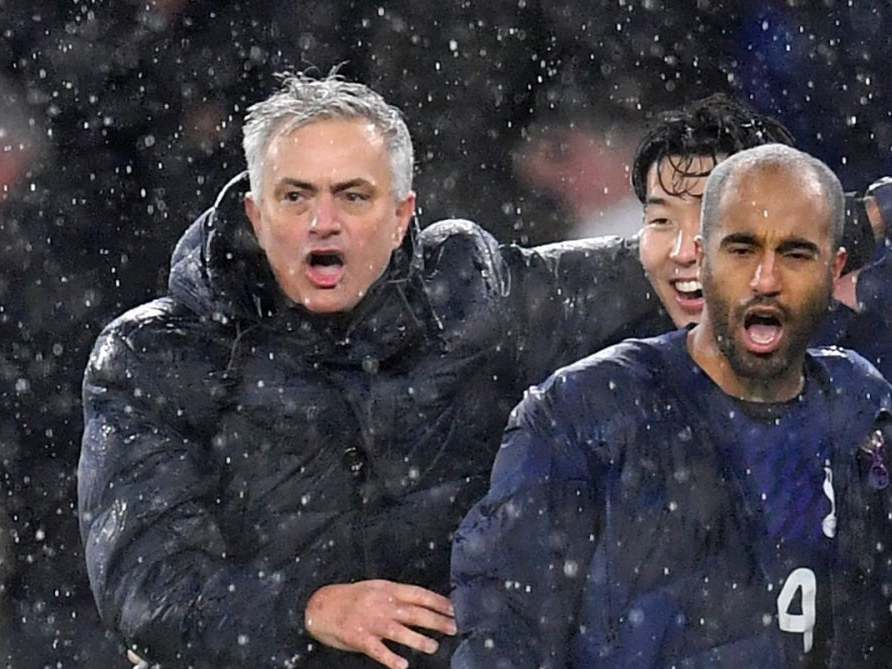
top-left (701, 261), bottom-right (833, 382)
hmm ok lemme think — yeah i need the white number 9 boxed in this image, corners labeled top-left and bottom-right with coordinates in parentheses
top-left (776, 567), bottom-right (816, 653)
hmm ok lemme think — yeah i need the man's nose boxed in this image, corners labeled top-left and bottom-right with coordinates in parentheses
top-left (750, 253), bottom-right (782, 295)
top-left (309, 195), bottom-right (341, 236)
top-left (669, 226), bottom-right (697, 266)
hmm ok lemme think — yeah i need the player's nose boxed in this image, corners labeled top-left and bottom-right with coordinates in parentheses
top-left (309, 194), bottom-right (342, 237)
top-left (750, 252), bottom-right (782, 295)
top-left (669, 226), bottom-right (697, 266)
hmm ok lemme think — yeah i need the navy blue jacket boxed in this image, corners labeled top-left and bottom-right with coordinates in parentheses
top-left (817, 241), bottom-right (892, 379)
top-left (78, 173), bottom-right (669, 668)
top-left (452, 330), bottom-right (892, 668)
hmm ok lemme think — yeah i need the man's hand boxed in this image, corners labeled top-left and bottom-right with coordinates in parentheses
top-left (305, 580), bottom-right (457, 669)
top-left (126, 650), bottom-right (150, 668)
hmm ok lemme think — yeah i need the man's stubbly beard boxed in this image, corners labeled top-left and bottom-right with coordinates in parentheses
top-left (701, 261), bottom-right (833, 382)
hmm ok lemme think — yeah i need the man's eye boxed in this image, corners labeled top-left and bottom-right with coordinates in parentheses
top-left (728, 246), bottom-right (753, 256)
top-left (646, 217), bottom-right (670, 227)
top-left (343, 191), bottom-right (369, 203)
top-left (284, 191), bottom-right (304, 202)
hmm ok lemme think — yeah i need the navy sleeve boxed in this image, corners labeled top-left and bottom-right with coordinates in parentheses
top-left (451, 367), bottom-right (615, 668)
top-left (855, 241), bottom-right (892, 319)
top-left (849, 382), bottom-right (892, 664)
top-left (821, 352), bottom-right (892, 664)
top-left (871, 407), bottom-right (892, 664)
top-left (812, 244), bottom-right (892, 377)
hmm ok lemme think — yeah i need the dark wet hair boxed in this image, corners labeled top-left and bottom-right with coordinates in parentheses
top-left (631, 93), bottom-right (795, 203)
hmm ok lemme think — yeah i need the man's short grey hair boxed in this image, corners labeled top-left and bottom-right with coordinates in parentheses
top-left (701, 143), bottom-right (845, 249)
top-left (243, 71), bottom-right (414, 200)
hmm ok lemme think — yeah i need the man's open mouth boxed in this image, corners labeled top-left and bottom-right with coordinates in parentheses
top-left (673, 279), bottom-right (703, 301)
top-left (306, 251), bottom-right (345, 288)
top-left (308, 251), bottom-right (344, 268)
top-left (670, 279), bottom-right (704, 319)
top-left (743, 310), bottom-right (784, 352)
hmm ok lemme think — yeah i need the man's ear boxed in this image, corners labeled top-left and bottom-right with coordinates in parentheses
top-left (244, 193), bottom-right (264, 246)
top-left (832, 246), bottom-right (848, 280)
top-left (392, 191), bottom-right (416, 248)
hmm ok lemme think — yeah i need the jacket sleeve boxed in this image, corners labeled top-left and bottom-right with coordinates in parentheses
top-left (450, 371), bottom-right (606, 668)
top-left (813, 243), bottom-right (892, 369)
top-left (855, 241), bottom-right (892, 321)
top-left (499, 234), bottom-right (670, 384)
top-left (79, 327), bottom-right (324, 668)
top-left (858, 390), bottom-right (892, 664)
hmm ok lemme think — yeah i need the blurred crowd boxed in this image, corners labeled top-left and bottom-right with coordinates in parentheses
top-left (1, 1), bottom-right (891, 666)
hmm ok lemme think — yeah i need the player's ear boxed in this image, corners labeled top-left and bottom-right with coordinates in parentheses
top-left (831, 246), bottom-right (847, 281)
top-left (244, 193), bottom-right (265, 246)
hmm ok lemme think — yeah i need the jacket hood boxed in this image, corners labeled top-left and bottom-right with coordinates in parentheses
top-left (168, 172), bottom-right (430, 363)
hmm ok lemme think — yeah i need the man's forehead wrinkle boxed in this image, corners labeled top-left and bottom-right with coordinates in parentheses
top-left (726, 169), bottom-right (825, 214)
top-left (715, 176), bottom-right (833, 250)
top-left (272, 174), bottom-right (378, 192)
top-left (731, 161), bottom-right (819, 192)
top-left (262, 124), bottom-right (388, 188)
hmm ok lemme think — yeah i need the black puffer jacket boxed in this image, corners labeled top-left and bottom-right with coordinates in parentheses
top-left (78, 173), bottom-right (669, 668)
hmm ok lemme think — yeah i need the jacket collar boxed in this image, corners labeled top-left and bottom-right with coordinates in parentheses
top-left (169, 172), bottom-right (431, 365)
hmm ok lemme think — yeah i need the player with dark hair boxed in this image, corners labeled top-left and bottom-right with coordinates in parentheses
top-left (452, 144), bottom-right (892, 668)
top-left (631, 93), bottom-right (796, 205)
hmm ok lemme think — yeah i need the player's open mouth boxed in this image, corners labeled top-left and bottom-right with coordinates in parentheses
top-left (671, 278), bottom-right (704, 313)
top-left (742, 310), bottom-right (784, 354)
top-left (306, 251), bottom-right (345, 289)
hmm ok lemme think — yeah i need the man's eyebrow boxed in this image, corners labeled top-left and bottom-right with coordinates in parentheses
top-left (275, 177), bottom-right (315, 192)
top-left (272, 178), bottom-right (375, 193)
top-left (719, 232), bottom-right (759, 246)
top-left (777, 238), bottom-right (820, 255)
top-left (645, 196), bottom-right (668, 207)
top-left (332, 178), bottom-right (374, 192)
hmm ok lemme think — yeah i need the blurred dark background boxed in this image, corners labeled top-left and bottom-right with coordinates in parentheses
top-left (1, 1), bottom-right (890, 666)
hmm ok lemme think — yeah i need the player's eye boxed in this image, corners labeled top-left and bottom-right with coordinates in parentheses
top-left (727, 245), bottom-right (754, 256)
top-left (645, 217), bottom-right (671, 227)
top-left (343, 191), bottom-right (370, 203)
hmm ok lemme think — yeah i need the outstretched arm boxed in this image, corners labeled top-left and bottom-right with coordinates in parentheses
top-left (502, 235), bottom-right (670, 383)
